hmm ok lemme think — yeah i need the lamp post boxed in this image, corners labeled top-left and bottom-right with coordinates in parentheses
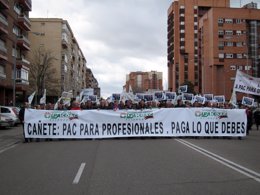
top-left (12, 36), bottom-right (17, 106)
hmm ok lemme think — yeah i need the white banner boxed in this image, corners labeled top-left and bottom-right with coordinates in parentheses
top-left (234, 70), bottom-right (260, 96)
top-left (24, 108), bottom-right (247, 138)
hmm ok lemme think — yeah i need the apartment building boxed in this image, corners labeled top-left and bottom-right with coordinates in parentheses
top-left (85, 67), bottom-right (100, 97)
top-left (124, 71), bottom-right (163, 94)
top-left (0, 0), bottom-right (31, 106)
top-left (29, 18), bottom-right (89, 102)
top-left (167, 0), bottom-right (230, 92)
top-left (199, 3), bottom-right (260, 99)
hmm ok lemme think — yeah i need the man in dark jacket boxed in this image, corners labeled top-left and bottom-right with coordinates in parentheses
top-left (19, 102), bottom-right (29, 143)
top-left (254, 108), bottom-right (260, 130)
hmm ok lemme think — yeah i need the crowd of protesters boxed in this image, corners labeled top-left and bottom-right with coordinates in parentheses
top-left (28, 98), bottom-right (253, 110)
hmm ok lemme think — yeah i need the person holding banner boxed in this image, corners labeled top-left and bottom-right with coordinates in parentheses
top-left (19, 102), bottom-right (30, 143)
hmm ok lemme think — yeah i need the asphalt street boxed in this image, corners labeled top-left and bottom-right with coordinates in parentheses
top-left (0, 125), bottom-right (260, 195)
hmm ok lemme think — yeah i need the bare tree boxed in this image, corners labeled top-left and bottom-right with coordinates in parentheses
top-left (29, 47), bottom-right (59, 101)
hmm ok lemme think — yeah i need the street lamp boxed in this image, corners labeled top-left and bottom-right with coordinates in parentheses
top-left (12, 36), bottom-right (17, 106)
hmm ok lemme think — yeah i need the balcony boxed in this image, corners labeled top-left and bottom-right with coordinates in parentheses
top-left (0, 13), bottom-right (8, 34)
top-left (18, 0), bottom-right (31, 11)
top-left (16, 57), bottom-right (30, 69)
top-left (17, 35), bottom-right (30, 51)
top-left (0, 44), bottom-right (7, 61)
top-left (62, 37), bottom-right (69, 48)
top-left (0, 0), bottom-right (9, 9)
top-left (17, 14), bottom-right (31, 31)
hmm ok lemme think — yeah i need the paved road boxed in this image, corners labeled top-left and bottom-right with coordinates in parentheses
top-left (0, 125), bottom-right (260, 195)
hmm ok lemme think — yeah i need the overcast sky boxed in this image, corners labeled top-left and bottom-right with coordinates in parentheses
top-left (30, 0), bottom-right (260, 98)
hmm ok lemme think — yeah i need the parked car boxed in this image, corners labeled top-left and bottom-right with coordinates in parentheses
top-left (0, 106), bottom-right (20, 126)
top-left (0, 114), bottom-right (14, 128)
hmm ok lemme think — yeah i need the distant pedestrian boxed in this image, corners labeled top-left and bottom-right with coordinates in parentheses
top-left (19, 102), bottom-right (30, 143)
top-left (254, 108), bottom-right (260, 130)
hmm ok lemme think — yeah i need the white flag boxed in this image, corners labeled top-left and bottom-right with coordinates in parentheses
top-left (40, 89), bottom-right (46, 105)
top-left (229, 90), bottom-right (237, 107)
top-left (28, 91), bottom-right (36, 105)
top-left (54, 97), bottom-right (62, 110)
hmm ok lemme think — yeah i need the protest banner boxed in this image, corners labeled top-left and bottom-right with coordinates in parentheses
top-left (214, 95), bottom-right (225, 103)
top-left (178, 85), bottom-right (187, 94)
top-left (24, 108), bottom-right (246, 139)
top-left (204, 94), bottom-right (213, 102)
top-left (193, 95), bottom-right (205, 104)
top-left (242, 96), bottom-right (254, 107)
top-left (154, 91), bottom-right (165, 101)
top-left (165, 92), bottom-right (177, 101)
top-left (233, 70), bottom-right (260, 96)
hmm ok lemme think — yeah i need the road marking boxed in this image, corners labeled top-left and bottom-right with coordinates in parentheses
top-left (176, 139), bottom-right (260, 183)
top-left (73, 163), bottom-right (86, 184)
top-left (0, 143), bottom-right (19, 154)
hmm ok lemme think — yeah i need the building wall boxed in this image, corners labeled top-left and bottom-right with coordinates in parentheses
top-left (0, 0), bottom-right (31, 106)
top-left (28, 18), bottom-right (88, 102)
top-left (125, 71), bottom-right (163, 94)
top-left (85, 68), bottom-right (100, 97)
top-left (167, 0), bottom-right (230, 93)
top-left (199, 7), bottom-right (260, 100)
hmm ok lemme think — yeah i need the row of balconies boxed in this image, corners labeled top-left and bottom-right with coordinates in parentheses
top-left (0, 13), bottom-right (31, 35)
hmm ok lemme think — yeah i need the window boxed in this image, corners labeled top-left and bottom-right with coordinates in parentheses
top-left (237, 54), bottom-right (243, 58)
top-left (218, 30), bottom-right (224, 35)
top-left (225, 30), bottom-right (233, 35)
top-left (236, 19), bottom-right (242, 24)
top-left (226, 54), bottom-right (233, 58)
top-left (236, 42), bottom-right (243, 47)
top-left (0, 39), bottom-right (7, 53)
top-left (62, 54), bottom-right (68, 63)
top-left (62, 33), bottom-right (68, 43)
top-left (218, 18), bottom-right (224, 23)
top-left (64, 64), bottom-right (67, 72)
top-left (245, 66), bottom-right (252, 71)
top-left (13, 3), bottom-right (21, 15)
top-left (12, 26), bottom-right (19, 36)
top-left (230, 65), bottom-right (236, 70)
top-left (225, 18), bottom-right (233, 23)
top-left (236, 30), bottom-right (242, 35)
top-left (219, 53), bottom-right (224, 58)
top-left (12, 48), bottom-right (17, 57)
top-left (0, 107), bottom-right (11, 113)
top-left (137, 75), bottom-right (142, 88)
top-left (225, 42), bottom-right (233, 46)
top-left (16, 68), bottom-right (29, 82)
top-left (0, 64), bottom-right (6, 78)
